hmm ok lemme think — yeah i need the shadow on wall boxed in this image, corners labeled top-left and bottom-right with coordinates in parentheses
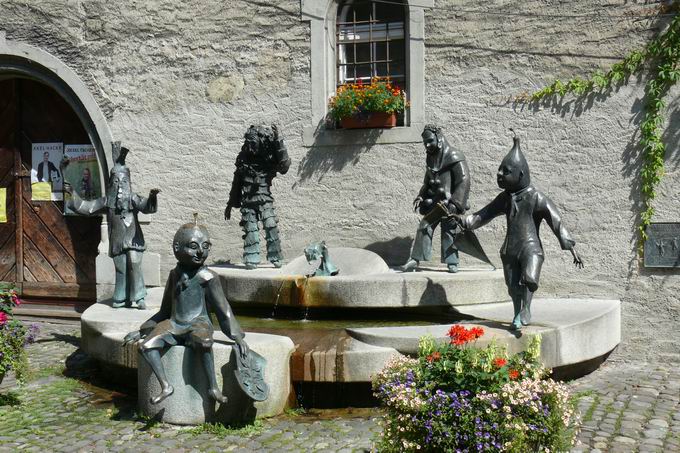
top-left (364, 236), bottom-right (413, 266)
top-left (294, 126), bottom-right (384, 184)
top-left (663, 104), bottom-right (680, 171)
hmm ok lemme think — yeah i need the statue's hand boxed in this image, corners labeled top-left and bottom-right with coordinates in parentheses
top-left (63, 182), bottom-right (73, 195)
top-left (413, 196), bottom-right (423, 212)
top-left (271, 124), bottom-right (280, 142)
top-left (448, 213), bottom-right (466, 228)
top-left (224, 203), bottom-right (233, 221)
top-left (235, 337), bottom-right (249, 359)
top-left (149, 188), bottom-right (161, 196)
top-left (571, 248), bottom-right (584, 269)
top-left (122, 330), bottom-right (142, 346)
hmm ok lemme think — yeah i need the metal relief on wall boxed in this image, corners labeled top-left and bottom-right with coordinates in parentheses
top-left (644, 223), bottom-right (680, 268)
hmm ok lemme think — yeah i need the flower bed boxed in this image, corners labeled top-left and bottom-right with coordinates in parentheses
top-left (373, 326), bottom-right (578, 452)
top-left (0, 285), bottom-right (38, 384)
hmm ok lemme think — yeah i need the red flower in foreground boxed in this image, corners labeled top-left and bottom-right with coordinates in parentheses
top-left (493, 357), bottom-right (507, 368)
top-left (0, 312), bottom-right (7, 325)
top-left (447, 325), bottom-right (485, 346)
top-left (426, 351), bottom-right (442, 363)
top-left (509, 369), bottom-right (520, 380)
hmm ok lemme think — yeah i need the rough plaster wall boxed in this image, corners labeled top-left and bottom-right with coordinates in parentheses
top-left (1, 1), bottom-right (679, 360)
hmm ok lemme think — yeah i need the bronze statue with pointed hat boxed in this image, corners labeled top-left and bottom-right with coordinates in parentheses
top-left (122, 216), bottom-right (263, 405)
top-left (65, 142), bottom-right (160, 309)
top-left (401, 124), bottom-right (471, 273)
top-left (456, 130), bottom-right (583, 330)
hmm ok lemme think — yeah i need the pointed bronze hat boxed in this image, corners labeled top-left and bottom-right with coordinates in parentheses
top-left (500, 130), bottom-right (530, 191)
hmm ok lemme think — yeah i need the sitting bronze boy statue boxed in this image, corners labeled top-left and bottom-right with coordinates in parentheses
top-left (455, 132), bottom-right (583, 331)
top-left (123, 218), bottom-right (250, 404)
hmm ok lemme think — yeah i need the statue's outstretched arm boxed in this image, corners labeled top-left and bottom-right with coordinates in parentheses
top-left (463, 192), bottom-right (506, 230)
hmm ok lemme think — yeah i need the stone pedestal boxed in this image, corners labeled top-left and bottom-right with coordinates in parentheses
top-left (138, 332), bottom-right (294, 425)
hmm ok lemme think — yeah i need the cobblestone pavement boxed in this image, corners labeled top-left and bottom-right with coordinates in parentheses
top-left (1, 321), bottom-right (678, 452)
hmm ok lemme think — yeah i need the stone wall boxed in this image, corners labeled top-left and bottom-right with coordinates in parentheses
top-left (1, 1), bottom-right (679, 360)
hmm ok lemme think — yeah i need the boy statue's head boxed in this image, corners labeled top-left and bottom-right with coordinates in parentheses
top-left (497, 135), bottom-right (530, 193)
top-left (173, 219), bottom-right (211, 268)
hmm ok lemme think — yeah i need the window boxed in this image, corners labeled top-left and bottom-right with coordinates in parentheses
top-left (336, 1), bottom-right (407, 88)
top-left (301, 0), bottom-right (433, 146)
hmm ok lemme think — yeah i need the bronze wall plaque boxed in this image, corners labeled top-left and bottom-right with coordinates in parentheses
top-left (644, 223), bottom-right (680, 268)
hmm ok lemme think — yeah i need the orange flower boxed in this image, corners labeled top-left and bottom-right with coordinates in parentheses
top-left (509, 369), bottom-right (520, 380)
top-left (493, 357), bottom-right (507, 368)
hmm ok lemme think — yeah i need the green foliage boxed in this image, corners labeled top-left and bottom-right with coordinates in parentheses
top-left (188, 420), bottom-right (265, 437)
top-left (0, 285), bottom-right (38, 383)
top-left (517, 9), bottom-right (680, 246)
top-left (328, 78), bottom-right (408, 121)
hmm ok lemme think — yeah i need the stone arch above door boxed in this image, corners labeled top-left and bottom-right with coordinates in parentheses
top-left (0, 33), bottom-right (114, 194)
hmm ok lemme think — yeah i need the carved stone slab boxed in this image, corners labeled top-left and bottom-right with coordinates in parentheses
top-left (644, 223), bottom-right (680, 268)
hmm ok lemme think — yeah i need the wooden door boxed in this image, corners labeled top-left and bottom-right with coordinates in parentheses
top-left (0, 78), bottom-right (101, 305)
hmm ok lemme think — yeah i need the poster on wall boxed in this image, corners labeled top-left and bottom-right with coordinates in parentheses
top-left (0, 188), bottom-right (6, 223)
top-left (62, 144), bottom-right (101, 215)
top-left (30, 142), bottom-right (64, 201)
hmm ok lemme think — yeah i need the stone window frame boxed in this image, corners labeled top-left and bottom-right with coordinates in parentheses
top-left (301, 0), bottom-right (433, 147)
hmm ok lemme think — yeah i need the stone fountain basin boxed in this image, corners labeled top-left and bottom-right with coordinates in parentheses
top-left (82, 287), bottom-right (620, 388)
top-left (210, 265), bottom-right (508, 309)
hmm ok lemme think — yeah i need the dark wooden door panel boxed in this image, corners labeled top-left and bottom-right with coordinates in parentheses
top-left (0, 78), bottom-right (100, 304)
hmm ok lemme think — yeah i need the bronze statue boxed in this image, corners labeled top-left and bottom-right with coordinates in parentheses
top-left (123, 219), bottom-right (251, 405)
top-left (401, 125), bottom-right (471, 273)
top-left (225, 125), bottom-right (291, 269)
top-left (457, 132), bottom-right (583, 330)
top-left (65, 143), bottom-right (159, 309)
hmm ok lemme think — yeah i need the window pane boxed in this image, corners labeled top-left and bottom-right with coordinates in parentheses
top-left (388, 23), bottom-right (405, 40)
top-left (375, 62), bottom-right (388, 77)
top-left (338, 65), bottom-right (352, 84)
top-left (353, 2), bottom-right (372, 22)
top-left (375, 2), bottom-right (406, 22)
top-left (390, 60), bottom-right (405, 79)
top-left (338, 44), bottom-right (355, 65)
top-left (356, 64), bottom-right (371, 81)
top-left (375, 42), bottom-right (387, 61)
top-left (389, 40), bottom-right (405, 61)
top-left (355, 42), bottom-right (371, 64)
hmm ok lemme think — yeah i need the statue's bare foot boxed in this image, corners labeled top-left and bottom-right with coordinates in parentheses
top-left (150, 385), bottom-right (174, 404)
top-left (209, 388), bottom-right (228, 404)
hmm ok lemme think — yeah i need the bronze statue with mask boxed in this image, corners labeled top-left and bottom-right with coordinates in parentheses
top-left (401, 125), bottom-right (471, 273)
top-left (457, 132), bottom-right (584, 330)
top-left (65, 143), bottom-right (159, 309)
top-left (224, 125), bottom-right (291, 269)
top-left (123, 219), bottom-right (252, 405)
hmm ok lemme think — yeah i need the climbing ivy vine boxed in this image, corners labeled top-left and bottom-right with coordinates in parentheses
top-left (516, 6), bottom-right (680, 247)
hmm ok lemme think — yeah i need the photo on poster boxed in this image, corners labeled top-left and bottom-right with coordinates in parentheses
top-left (31, 142), bottom-right (64, 201)
top-left (62, 144), bottom-right (102, 215)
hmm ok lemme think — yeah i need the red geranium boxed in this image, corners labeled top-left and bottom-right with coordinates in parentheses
top-left (509, 369), bottom-right (520, 380)
top-left (0, 312), bottom-right (7, 325)
top-left (493, 357), bottom-right (507, 368)
top-left (447, 325), bottom-right (485, 346)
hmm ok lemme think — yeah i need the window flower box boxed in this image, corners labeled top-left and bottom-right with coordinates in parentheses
top-left (339, 111), bottom-right (397, 129)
